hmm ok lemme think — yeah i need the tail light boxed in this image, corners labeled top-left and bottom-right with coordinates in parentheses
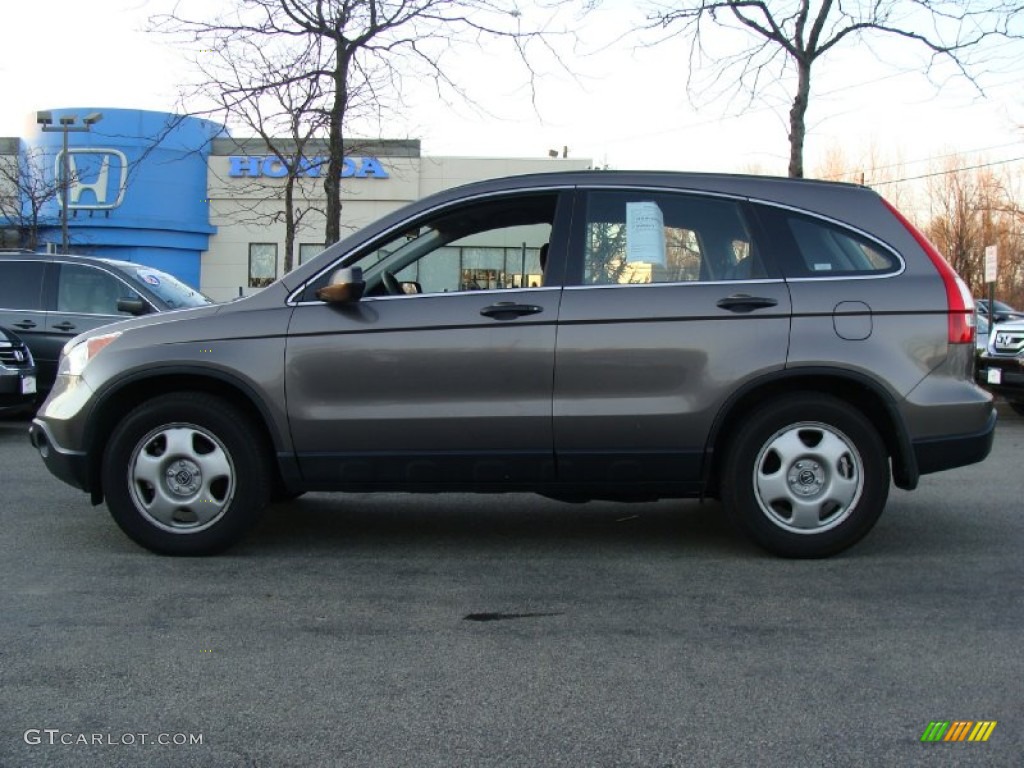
top-left (883, 199), bottom-right (975, 344)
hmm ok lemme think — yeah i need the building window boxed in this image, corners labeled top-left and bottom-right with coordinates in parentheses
top-left (248, 243), bottom-right (277, 287)
top-left (298, 243), bottom-right (325, 266)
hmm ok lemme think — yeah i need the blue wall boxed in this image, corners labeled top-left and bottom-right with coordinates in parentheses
top-left (27, 108), bottom-right (225, 288)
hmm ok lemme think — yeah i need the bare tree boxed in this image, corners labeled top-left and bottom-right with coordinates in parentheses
top-left (924, 156), bottom-right (1024, 304)
top-left (155, 0), bottom-right (563, 246)
top-left (811, 140), bottom-right (911, 207)
top-left (644, 1), bottom-right (1022, 177)
top-left (0, 146), bottom-right (63, 251)
top-left (186, 30), bottom-right (335, 273)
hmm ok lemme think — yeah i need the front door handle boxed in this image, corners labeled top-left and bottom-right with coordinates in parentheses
top-left (716, 294), bottom-right (779, 313)
top-left (12, 320), bottom-right (37, 329)
top-left (52, 322), bottom-right (77, 331)
top-left (480, 302), bottom-right (544, 320)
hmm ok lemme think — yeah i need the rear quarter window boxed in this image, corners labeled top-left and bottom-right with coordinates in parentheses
top-left (758, 207), bottom-right (900, 278)
top-left (0, 260), bottom-right (46, 310)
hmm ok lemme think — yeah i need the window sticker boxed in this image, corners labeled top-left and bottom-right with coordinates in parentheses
top-left (626, 202), bottom-right (666, 267)
top-left (137, 270), bottom-right (162, 286)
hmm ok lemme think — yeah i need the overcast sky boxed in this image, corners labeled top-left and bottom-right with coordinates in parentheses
top-left (2, 0), bottom-right (1021, 183)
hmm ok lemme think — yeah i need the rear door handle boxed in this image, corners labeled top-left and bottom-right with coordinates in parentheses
top-left (12, 320), bottom-right (37, 329)
top-left (716, 294), bottom-right (778, 313)
top-left (480, 302), bottom-right (544, 320)
top-left (52, 322), bottom-right (77, 331)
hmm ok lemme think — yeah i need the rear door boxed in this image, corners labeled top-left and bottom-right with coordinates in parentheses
top-left (552, 188), bottom-right (792, 492)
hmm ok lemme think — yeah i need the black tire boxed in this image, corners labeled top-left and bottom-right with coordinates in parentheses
top-left (1008, 401), bottom-right (1024, 417)
top-left (102, 393), bottom-right (272, 555)
top-left (721, 393), bottom-right (890, 558)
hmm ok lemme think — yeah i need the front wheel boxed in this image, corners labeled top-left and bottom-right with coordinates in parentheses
top-left (721, 394), bottom-right (890, 558)
top-left (102, 393), bottom-right (271, 555)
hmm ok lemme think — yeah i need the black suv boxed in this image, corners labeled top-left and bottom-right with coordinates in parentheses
top-left (0, 326), bottom-right (36, 412)
top-left (0, 251), bottom-right (211, 389)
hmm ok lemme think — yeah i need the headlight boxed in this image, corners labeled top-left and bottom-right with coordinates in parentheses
top-left (58, 332), bottom-right (122, 377)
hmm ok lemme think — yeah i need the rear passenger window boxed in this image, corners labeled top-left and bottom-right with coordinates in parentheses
top-left (0, 261), bottom-right (46, 310)
top-left (778, 213), bottom-right (899, 277)
top-left (579, 191), bottom-right (763, 285)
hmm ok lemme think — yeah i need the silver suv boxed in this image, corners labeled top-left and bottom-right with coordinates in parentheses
top-left (977, 316), bottom-right (1024, 415)
top-left (29, 172), bottom-right (995, 558)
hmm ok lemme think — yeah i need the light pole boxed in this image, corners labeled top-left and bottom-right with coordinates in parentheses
top-left (36, 111), bottom-right (103, 254)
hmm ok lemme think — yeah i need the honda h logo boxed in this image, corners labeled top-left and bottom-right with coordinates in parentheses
top-left (56, 148), bottom-right (129, 210)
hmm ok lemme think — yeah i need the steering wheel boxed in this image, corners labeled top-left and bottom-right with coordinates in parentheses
top-left (381, 270), bottom-right (402, 295)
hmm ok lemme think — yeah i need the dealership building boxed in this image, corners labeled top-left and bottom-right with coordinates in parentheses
top-left (0, 108), bottom-right (590, 301)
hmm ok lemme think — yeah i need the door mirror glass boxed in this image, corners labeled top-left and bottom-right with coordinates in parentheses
top-left (116, 297), bottom-right (149, 316)
top-left (317, 266), bottom-right (365, 304)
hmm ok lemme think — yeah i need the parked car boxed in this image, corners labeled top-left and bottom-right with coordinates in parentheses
top-left (976, 315), bottom-right (1024, 415)
top-left (976, 311), bottom-right (990, 355)
top-left (976, 298), bottom-right (1024, 323)
top-left (29, 171), bottom-right (994, 558)
top-left (0, 326), bottom-right (36, 413)
top-left (0, 251), bottom-right (211, 390)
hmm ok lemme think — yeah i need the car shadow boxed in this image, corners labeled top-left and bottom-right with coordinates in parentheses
top-left (242, 492), bottom-right (753, 558)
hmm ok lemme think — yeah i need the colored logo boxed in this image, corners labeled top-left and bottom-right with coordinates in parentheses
top-left (227, 155), bottom-right (389, 179)
top-left (56, 148), bottom-right (129, 210)
top-left (920, 721), bottom-right (997, 742)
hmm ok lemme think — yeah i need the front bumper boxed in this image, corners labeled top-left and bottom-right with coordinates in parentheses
top-left (29, 419), bottom-right (92, 492)
top-left (0, 366), bottom-right (36, 407)
top-left (976, 354), bottom-right (1024, 400)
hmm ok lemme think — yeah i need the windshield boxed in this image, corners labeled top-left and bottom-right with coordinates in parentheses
top-left (129, 266), bottom-right (213, 309)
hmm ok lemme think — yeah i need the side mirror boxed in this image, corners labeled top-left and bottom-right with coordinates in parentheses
top-left (316, 266), bottom-right (365, 304)
top-left (399, 281), bottom-right (422, 295)
top-left (117, 297), bottom-right (149, 316)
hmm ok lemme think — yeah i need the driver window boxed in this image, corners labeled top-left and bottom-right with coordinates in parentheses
top-left (357, 194), bottom-right (557, 296)
top-left (57, 263), bottom-right (139, 315)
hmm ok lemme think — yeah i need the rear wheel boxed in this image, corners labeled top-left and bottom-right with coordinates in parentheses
top-left (722, 394), bottom-right (890, 558)
top-left (102, 393), bottom-right (271, 555)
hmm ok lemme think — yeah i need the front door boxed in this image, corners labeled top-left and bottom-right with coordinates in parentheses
top-left (286, 190), bottom-right (572, 489)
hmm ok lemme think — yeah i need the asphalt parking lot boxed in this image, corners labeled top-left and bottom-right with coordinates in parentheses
top-left (1, 407), bottom-right (1022, 767)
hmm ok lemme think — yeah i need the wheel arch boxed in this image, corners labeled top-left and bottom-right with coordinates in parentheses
top-left (704, 368), bottom-right (919, 496)
top-left (83, 367), bottom-right (294, 504)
